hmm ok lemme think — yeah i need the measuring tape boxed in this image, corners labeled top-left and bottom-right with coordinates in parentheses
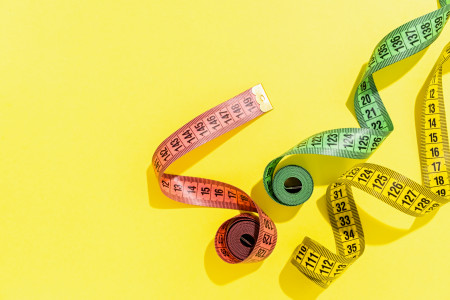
top-left (153, 84), bottom-right (277, 263)
top-left (262, 0), bottom-right (450, 287)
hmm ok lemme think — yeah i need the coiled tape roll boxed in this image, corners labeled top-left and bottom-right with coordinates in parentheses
top-left (263, 0), bottom-right (450, 287)
top-left (153, 85), bottom-right (277, 263)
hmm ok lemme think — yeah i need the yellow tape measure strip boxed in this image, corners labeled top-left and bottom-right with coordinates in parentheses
top-left (291, 44), bottom-right (450, 288)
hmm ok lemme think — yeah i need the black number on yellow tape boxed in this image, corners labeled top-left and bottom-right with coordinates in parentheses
top-left (263, 0), bottom-right (450, 288)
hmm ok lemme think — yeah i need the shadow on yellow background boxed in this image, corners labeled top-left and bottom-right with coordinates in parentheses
top-left (203, 239), bottom-right (262, 285)
top-left (279, 254), bottom-right (324, 300)
top-left (345, 63), bottom-right (368, 122)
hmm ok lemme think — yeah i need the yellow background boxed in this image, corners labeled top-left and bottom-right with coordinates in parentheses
top-left (2, 0), bottom-right (450, 299)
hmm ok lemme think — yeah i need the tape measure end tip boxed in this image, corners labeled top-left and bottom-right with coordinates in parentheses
top-left (252, 84), bottom-right (273, 112)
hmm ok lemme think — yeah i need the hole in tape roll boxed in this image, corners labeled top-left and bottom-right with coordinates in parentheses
top-left (284, 177), bottom-right (302, 194)
top-left (239, 234), bottom-right (256, 247)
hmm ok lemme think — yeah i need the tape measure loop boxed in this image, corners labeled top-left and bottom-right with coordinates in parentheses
top-left (264, 0), bottom-right (450, 287)
top-left (153, 85), bottom-right (277, 264)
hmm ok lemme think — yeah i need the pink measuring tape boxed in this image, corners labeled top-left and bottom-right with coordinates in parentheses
top-left (152, 84), bottom-right (277, 263)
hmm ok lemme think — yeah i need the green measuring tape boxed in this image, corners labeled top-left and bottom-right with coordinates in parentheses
top-left (264, 0), bottom-right (450, 206)
top-left (271, 165), bottom-right (314, 206)
top-left (263, 0), bottom-right (450, 287)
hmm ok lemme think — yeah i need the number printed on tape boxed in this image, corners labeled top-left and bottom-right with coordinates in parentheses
top-left (263, 0), bottom-right (450, 288)
top-left (153, 84), bottom-right (277, 264)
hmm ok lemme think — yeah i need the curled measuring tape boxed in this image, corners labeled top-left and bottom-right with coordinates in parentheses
top-left (153, 85), bottom-right (277, 263)
top-left (264, 0), bottom-right (450, 207)
top-left (262, 0), bottom-right (450, 287)
top-left (292, 43), bottom-right (450, 284)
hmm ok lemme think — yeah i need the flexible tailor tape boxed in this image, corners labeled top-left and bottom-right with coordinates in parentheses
top-left (153, 84), bottom-right (277, 263)
top-left (263, 0), bottom-right (450, 287)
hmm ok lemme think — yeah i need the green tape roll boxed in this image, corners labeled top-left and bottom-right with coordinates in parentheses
top-left (263, 0), bottom-right (450, 208)
top-left (272, 165), bottom-right (314, 206)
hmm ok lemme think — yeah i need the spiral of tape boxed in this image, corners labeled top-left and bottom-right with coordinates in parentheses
top-left (152, 84), bottom-right (277, 263)
top-left (263, 0), bottom-right (450, 287)
top-left (263, 0), bottom-right (450, 206)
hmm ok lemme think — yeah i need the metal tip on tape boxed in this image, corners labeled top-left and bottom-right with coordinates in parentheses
top-left (252, 84), bottom-right (273, 112)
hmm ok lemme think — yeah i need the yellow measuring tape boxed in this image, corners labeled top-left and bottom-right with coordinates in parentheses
top-left (263, 1), bottom-right (450, 288)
